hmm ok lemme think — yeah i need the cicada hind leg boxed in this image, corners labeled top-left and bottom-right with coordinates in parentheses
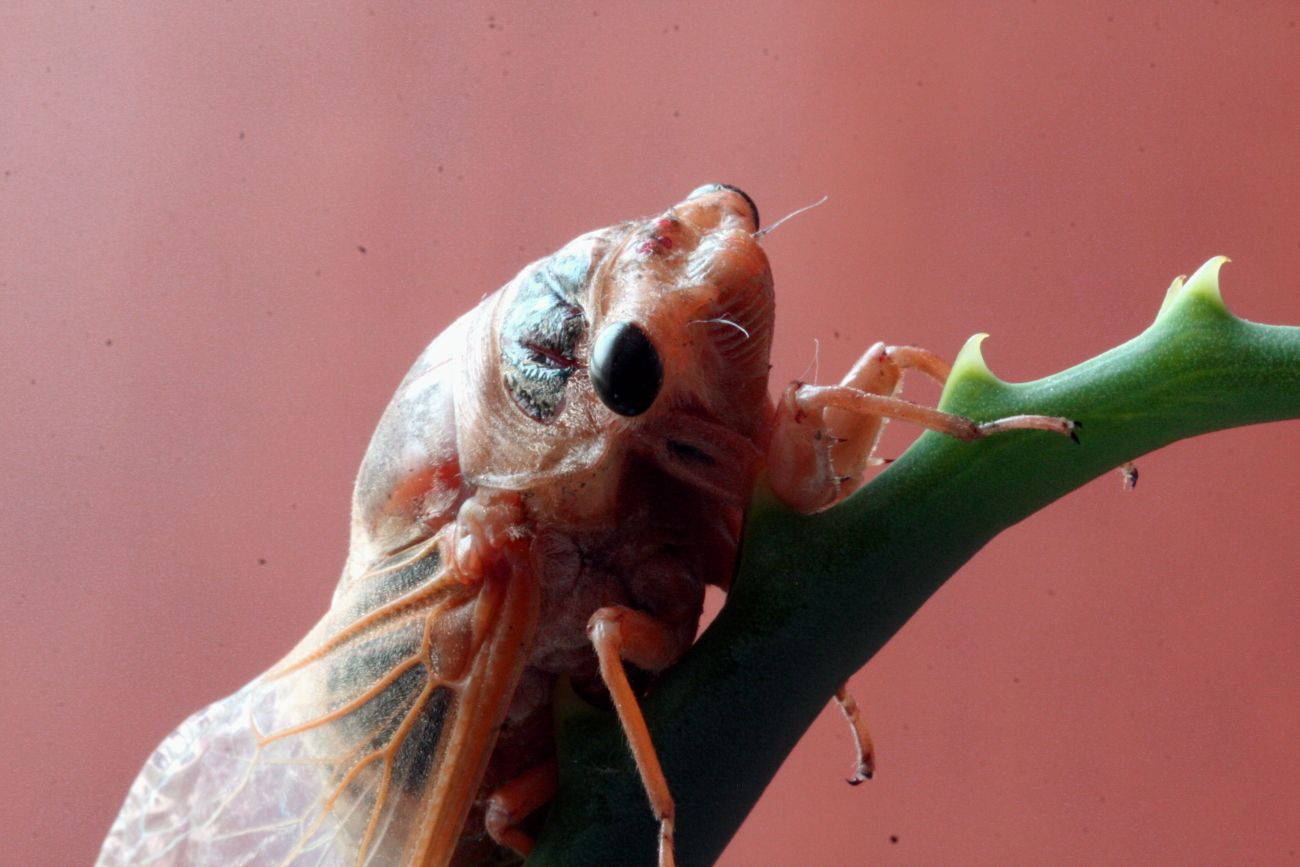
top-left (586, 606), bottom-right (685, 867)
top-left (766, 341), bottom-right (1077, 785)
top-left (471, 607), bottom-right (687, 865)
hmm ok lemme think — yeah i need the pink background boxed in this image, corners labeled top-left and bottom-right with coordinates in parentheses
top-left (3, 3), bottom-right (1297, 864)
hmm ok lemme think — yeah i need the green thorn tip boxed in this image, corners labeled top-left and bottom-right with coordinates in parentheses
top-left (1156, 274), bottom-right (1188, 320)
top-left (1156, 256), bottom-right (1231, 323)
top-left (943, 333), bottom-right (1002, 403)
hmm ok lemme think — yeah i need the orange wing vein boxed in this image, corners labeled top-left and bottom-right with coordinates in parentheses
top-left (98, 531), bottom-right (539, 867)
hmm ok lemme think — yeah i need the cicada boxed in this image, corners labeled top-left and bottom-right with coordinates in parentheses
top-left (98, 185), bottom-right (1074, 867)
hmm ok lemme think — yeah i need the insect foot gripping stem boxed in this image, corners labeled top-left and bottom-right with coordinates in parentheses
top-left (587, 606), bottom-right (682, 867)
top-left (766, 342), bottom-right (1078, 514)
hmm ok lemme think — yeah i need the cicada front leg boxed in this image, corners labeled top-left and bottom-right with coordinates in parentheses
top-left (587, 605), bottom-right (685, 867)
top-left (767, 342), bottom-right (1077, 784)
top-left (767, 342), bottom-right (1077, 514)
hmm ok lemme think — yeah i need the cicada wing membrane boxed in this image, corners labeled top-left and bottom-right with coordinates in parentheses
top-left (99, 536), bottom-right (539, 867)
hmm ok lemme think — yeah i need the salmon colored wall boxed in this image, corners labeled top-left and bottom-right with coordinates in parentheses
top-left (3, 3), bottom-right (1296, 864)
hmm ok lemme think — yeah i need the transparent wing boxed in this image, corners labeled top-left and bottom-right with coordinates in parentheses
top-left (97, 673), bottom-right (348, 867)
top-left (98, 536), bottom-right (539, 867)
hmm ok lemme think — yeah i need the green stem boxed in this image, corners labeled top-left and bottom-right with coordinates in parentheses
top-left (528, 258), bottom-right (1300, 867)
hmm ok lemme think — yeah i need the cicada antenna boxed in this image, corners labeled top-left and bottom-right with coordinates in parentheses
top-left (753, 195), bottom-right (829, 240)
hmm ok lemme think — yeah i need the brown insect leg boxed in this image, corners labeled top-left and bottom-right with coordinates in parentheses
top-left (827, 343), bottom-right (952, 489)
top-left (768, 342), bottom-right (1076, 514)
top-left (587, 606), bottom-right (681, 867)
top-left (833, 686), bottom-right (876, 785)
top-left (484, 760), bottom-right (558, 857)
top-left (770, 343), bottom-right (973, 513)
top-left (799, 386), bottom-right (1076, 444)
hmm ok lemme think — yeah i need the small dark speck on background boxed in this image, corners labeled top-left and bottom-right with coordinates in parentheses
top-left (358, 245), bottom-right (367, 254)
top-left (104, 338), bottom-right (113, 346)
top-left (258, 558), bottom-right (267, 565)
top-left (889, 835), bottom-right (899, 844)
top-left (238, 130), bottom-right (245, 140)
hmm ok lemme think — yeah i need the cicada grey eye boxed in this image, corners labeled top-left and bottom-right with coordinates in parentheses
top-left (500, 253), bottom-right (591, 422)
top-left (590, 321), bottom-right (663, 417)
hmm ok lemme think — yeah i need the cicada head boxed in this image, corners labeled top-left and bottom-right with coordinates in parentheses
top-left (452, 185), bottom-right (775, 508)
top-left (594, 183), bottom-right (774, 440)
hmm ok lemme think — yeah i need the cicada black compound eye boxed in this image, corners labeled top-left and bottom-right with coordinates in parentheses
top-left (590, 320), bottom-right (663, 417)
